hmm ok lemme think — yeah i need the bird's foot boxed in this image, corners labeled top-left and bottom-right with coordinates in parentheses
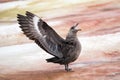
top-left (65, 64), bottom-right (73, 72)
top-left (65, 68), bottom-right (72, 72)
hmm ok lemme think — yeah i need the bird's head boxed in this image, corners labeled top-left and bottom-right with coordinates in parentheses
top-left (69, 23), bottom-right (81, 34)
top-left (67, 23), bottom-right (81, 38)
top-left (70, 23), bottom-right (81, 32)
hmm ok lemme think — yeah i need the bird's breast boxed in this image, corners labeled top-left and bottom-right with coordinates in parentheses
top-left (63, 38), bottom-right (81, 63)
top-left (72, 40), bottom-right (81, 58)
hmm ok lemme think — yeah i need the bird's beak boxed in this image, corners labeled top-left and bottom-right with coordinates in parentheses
top-left (74, 23), bottom-right (79, 27)
top-left (74, 23), bottom-right (82, 31)
top-left (77, 29), bottom-right (82, 31)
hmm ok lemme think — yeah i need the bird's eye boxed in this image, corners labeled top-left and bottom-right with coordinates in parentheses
top-left (71, 27), bottom-right (74, 29)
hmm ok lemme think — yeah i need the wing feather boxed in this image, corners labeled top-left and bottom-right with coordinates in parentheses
top-left (17, 11), bottom-right (65, 58)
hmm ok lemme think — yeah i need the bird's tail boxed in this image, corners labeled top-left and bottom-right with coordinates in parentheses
top-left (46, 57), bottom-right (58, 62)
top-left (46, 57), bottom-right (63, 64)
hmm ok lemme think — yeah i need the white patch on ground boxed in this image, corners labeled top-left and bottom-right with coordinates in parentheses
top-left (0, 0), bottom-right (31, 11)
top-left (0, 43), bottom-right (53, 73)
top-left (0, 24), bottom-right (21, 35)
top-left (79, 32), bottom-right (120, 53)
top-left (62, 0), bottom-right (94, 4)
top-left (47, 20), bottom-right (62, 26)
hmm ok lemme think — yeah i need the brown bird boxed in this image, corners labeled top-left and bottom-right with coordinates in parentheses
top-left (17, 11), bottom-right (81, 71)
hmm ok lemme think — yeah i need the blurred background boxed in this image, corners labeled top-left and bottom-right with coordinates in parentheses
top-left (0, 0), bottom-right (120, 80)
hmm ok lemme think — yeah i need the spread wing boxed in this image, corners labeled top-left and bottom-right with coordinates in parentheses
top-left (17, 11), bottom-right (65, 58)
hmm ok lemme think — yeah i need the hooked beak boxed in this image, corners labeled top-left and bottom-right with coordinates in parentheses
top-left (74, 23), bottom-right (82, 31)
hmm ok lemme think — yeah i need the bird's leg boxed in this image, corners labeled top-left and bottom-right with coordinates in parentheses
top-left (65, 64), bottom-right (72, 72)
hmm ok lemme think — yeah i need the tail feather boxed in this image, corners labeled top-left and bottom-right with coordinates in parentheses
top-left (46, 57), bottom-right (58, 62)
top-left (46, 57), bottom-right (63, 64)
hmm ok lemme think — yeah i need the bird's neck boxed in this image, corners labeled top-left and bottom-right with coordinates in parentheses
top-left (66, 34), bottom-right (78, 42)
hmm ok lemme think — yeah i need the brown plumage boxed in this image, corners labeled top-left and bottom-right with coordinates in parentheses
top-left (17, 11), bottom-right (81, 71)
